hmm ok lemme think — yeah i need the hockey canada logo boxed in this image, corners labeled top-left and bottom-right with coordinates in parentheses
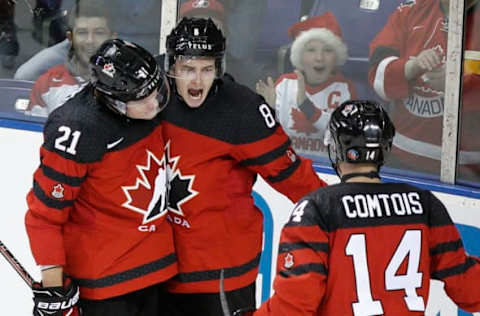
top-left (164, 141), bottom-right (198, 218)
top-left (51, 184), bottom-right (64, 199)
top-left (102, 63), bottom-right (115, 78)
top-left (122, 150), bottom-right (169, 224)
top-left (284, 253), bottom-right (294, 269)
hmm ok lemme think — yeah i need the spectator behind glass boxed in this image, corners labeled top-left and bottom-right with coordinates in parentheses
top-left (25, 0), bottom-right (114, 117)
top-left (256, 12), bottom-right (357, 162)
top-left (180, 0), bottom-right (225, 29)
top-left (14, 0), bottom-right (160, 81)
top-left (31, 0), bottom-right (67, 46)
top-left (223, 0), bottom-right (268, 79)
top-left (369, 0), bottom-right (480, 179)
top-left (0, 0), bottom-right (18, 69)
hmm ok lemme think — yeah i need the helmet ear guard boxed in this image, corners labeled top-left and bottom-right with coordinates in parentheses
top-left (327, 100), bottom-right (395, 171)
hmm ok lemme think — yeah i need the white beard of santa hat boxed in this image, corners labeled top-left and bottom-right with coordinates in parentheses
top-left (288, 12), bottom-right (348, 71)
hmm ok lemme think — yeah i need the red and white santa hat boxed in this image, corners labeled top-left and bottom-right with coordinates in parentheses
top-left (288, 12), bottom-right (348, 70)
top-left (180, 0), bottom-right (225, 22)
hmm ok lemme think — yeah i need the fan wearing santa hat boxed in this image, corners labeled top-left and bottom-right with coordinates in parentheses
top-left (257, 12), bottom-right (357, 162)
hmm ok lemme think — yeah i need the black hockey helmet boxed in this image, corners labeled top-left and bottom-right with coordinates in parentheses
top-left (165, 17), bottom-right (226, 77)
top-left (327, 99), bottom-right (395, 169)
top-left (90, 39), bottom-right (169, 116)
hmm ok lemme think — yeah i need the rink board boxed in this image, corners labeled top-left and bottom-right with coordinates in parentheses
top-left (0, 124), bottom-right (479, 316)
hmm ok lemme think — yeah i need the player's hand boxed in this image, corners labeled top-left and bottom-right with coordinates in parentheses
top-left (256, 76), bottom-right (276, 106)
top-left (294, 70), bottom-right (307, 105)
top-left (32, 277), bottom-right (81, 316)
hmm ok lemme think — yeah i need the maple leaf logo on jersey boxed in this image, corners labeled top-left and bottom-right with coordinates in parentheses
top-left (290, 108), bottom-right (322, 136)
top-left (284, 253), bottom-right (294, 269)
top-left (122, 150), bottom-right (168, 224)
top-left (164, 141), bottom-right (198, 216)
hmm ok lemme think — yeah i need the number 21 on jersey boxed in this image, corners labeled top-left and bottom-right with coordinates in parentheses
top-left (54, 125), bottom-right (82, 155)
top-left (346, 230), bottom-right (425, 316)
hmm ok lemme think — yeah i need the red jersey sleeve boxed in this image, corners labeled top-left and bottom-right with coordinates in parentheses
top-left (231, 98), bottom-right (326, 202)
top-left (255, 199), bottom-right (328, 316)
top-left (25, 114), bottom-right (98, 266)
top-left (428, 194), bottom-right (480, 312)
top-left (369, 3), bottom-right (412, 100)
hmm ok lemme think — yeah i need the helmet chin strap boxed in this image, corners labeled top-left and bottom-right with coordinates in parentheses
top-left (340, 171), bottom-right (380, 183)
top-left (327, 144), bottom-right (341, 178)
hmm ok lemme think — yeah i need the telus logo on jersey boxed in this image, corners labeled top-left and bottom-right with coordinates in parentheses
top-left (342, 192), bottom-right (423, 219)
top-left (122, 150), bottom-right (169, 231)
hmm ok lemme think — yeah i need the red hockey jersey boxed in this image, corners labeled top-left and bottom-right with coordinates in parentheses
top-left (369, 0), bottom-right (480, 175)
top-left (161, 77), bottom-right (326, 293)
top-left (25, 84), bottom-right (177, 300)
top-left (256, 182), bottom-right (480, 315)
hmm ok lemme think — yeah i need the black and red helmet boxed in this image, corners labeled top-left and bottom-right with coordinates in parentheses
top-left (327, 99), bottom-right (395, 167)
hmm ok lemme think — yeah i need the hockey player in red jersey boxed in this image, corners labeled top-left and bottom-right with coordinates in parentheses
top-left (252, 100), bottom-right (480, 316)
top-left (368, 0), bottom-right (480, 179)
top-left (25, 39), bottom-right (175, 316)
top-left (161, 17), bottom-right (326, 315)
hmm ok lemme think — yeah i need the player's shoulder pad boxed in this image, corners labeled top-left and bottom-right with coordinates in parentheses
top-left (219, 77), bottom-right (279, 144)
top-left (42, 85), bottom-right (111, 163)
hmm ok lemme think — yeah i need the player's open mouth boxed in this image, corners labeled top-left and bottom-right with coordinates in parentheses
top-left (313, 66), bottom-right (326, 73)
top-left (188, 88), bottom-right (203, 100)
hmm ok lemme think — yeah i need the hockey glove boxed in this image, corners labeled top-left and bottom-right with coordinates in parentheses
top-left (32, 277), bottom-right (81, 316)
top-left (233, 307), bottom-right (256, 316)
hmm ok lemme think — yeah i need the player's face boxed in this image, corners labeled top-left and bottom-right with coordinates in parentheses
top-left (172, 57), bottom-right (216, 108)
top-left (301, 39), bottom-right (337, 86)
top-left (126, 90), bottom-right (160, 120)
top-left (72, 17), bottom-right (112, 67)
